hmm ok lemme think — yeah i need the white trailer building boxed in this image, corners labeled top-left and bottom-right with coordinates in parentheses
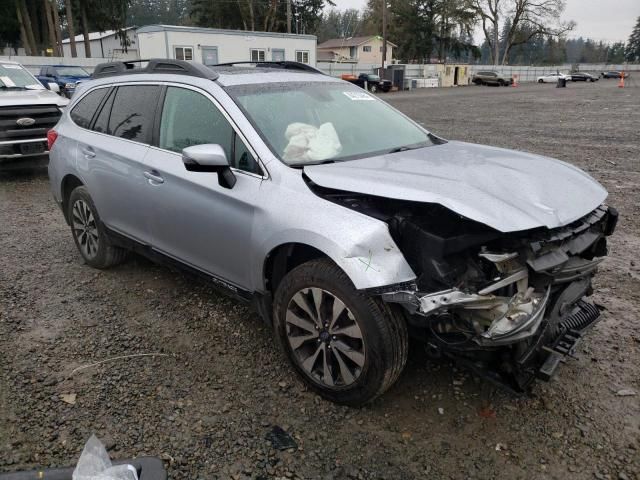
top-left (61, 28), bottom-right (138, 60)
top-left (136, 25), bottom-right (317, 66)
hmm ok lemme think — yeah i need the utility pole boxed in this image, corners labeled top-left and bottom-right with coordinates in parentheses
top-left (287, 0), bottom-right (292, 34)
top-left (381, 0), bottom-right (387, 72)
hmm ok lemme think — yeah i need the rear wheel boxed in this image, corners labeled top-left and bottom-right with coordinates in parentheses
top-left (273, 259), bottom-right (408, 406)
top-left (68, 186), bottom-right (127, 269)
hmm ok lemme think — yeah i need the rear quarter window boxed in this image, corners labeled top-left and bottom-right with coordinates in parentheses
top-left (70, 88), bottom-right (109, 129)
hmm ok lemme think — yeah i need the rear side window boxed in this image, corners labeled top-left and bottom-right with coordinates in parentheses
top-left (107, 85), bottom-right (161, 144)
top-left (70, 88), bottom-right (109, 129)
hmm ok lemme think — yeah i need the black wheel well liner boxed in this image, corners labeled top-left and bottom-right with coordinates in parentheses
top-left (263, 243), bottom-right (328, 296)
top-left (61, 174), bottom-right (84, 224)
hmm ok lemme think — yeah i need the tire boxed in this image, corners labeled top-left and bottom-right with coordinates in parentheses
top-left (538, 79), bottom-right (544, 83)
top-left (273, 258), bottom-right (408, 406)
top-left (67, 186), bottom-right (127, 269)
top-left (369, 84), bottom-right (378, 93)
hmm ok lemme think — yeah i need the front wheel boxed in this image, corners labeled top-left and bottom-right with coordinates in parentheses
top-left (538, 79), bottom-right (544, 83)
top-left (273, 259), bottom-right (408, 406)
top-left (369, 84), bottom-right (378, 93)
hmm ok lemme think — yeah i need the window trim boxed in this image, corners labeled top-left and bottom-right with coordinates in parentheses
top-left (295, 50), bottom-right (310, 64)
top-left (250, 48), bottom-right (266, 62)
top-left (68, 81), bottom-right (268, 179)
top-left (149, 82), bottom-right (268, 180)
top-left (362, 45), bottom-right (371, 52)
top-left (174, 45), bottom-right (194, 61)
top-left (68, 85), bottom-right (113, 131)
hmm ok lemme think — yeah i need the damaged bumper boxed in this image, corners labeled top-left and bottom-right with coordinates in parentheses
top-left (380, 204), bottom-right (618, 391)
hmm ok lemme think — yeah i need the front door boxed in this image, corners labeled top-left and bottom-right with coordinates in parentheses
top-left (272, 49), bottom-right (285, 62)
top-left (202, 47), bottom-right (219, 66)
top-left (145, 85), bottom-right (263, 290)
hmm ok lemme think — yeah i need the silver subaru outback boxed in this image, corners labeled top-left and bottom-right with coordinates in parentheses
top-left (48, 60), bottom-right (617, 406)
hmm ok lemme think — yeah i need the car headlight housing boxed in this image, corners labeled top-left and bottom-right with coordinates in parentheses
top-left (65, 82), bottom-right (76, 89)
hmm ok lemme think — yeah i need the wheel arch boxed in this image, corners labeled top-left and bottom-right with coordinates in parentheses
top-left (61, 173), bottom-right (84, 224)
top-left (263, 242), bottom-right (332, 296)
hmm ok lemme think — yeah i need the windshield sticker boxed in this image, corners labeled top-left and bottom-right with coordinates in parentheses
top-left (2, 64), bottom-right (23, 69)
top-left (0, 76), bottom-right (16, 87)
top-left (343, 91), bottom-right (375, 101)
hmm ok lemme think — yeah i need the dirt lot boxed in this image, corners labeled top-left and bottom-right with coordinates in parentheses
top-left (1, 80), bottom-right (638, 480)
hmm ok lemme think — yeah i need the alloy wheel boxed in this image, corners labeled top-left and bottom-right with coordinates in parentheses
top-left (72, 199), bottom-right (99, 259)
top-left (285, 287), bottom-right (365, 388)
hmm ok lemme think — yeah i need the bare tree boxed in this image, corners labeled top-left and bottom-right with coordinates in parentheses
top-left (80, 0), bottom-right (91, 57)
top-left (475, 0), bottom-right (574, 65)
top-left (64, 0), bottom-right (77, 57)
top-left (50, 0), bottom-right (64, 55)
top-left (16, 0), bottom-right (38, 55)
top-left (500, 0), bottom-right (574, 64)
top-left (474, 0), bottom-right (501, 65)
top-left (44, 0), bottom-right (59, 55)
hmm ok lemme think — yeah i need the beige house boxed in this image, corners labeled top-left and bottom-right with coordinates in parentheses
top-left (317, 36), bottom-right (396, 64)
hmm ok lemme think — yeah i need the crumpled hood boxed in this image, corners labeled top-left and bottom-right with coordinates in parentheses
top-left (304, 141), bottom-right (608, 233)
top-left (0, 88), bottom-right (69, 107)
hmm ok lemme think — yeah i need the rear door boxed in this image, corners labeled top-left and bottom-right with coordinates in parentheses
top-left (144, 84), bottom-right (264, 290)
top-left (73, 84), bottom-right (161, 244)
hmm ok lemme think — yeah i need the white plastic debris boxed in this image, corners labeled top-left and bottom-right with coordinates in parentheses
top-left (73, 435), bottom-right (138, 480)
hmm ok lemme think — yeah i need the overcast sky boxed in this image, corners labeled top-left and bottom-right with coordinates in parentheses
top-left (328, 0), bottom-right (639, 43)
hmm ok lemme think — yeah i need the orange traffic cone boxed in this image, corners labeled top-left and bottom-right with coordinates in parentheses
top-left (512, 74), bottom-right (518, 87)
top-left (618, 72), bottom-right (625, 88)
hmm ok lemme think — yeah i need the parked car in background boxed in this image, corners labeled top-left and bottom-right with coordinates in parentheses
top-left (537, 72), bottom-right (571, 83)
top-left (36, 65), bottom-right (91, 98)
top-left (0, 61), bottom-right (68, 167)
top-left (570, 72), bottom-right (599, 82)
top-left (49, 59), bottom-right (617, 405)
top-left (471, 71), bottom-right (513, 86)
top-left (600, 71), bottom-right (628, 79)
top-left (343, 73), bottom-right (392, 93)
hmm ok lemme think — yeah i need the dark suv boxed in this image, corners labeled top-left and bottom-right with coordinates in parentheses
top-left (472, 71), bottom-right (513, 86)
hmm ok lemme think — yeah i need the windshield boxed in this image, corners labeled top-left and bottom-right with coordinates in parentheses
top-left (0, 64), bottom-right (43, 89)
top-left (55, 66), bottom-right (90, 77)
top-left (227, 82), bottom-right (434, 165)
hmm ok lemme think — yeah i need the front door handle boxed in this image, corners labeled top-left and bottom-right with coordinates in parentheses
top-left (81, 147), bottom-right (95, 158)
top-left (144, 170), bottom-right (164, 184)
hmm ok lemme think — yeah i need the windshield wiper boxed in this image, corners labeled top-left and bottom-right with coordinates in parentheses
top-left (388, 145), bottom-right (424, 154)
top-left (0, 85), bottom-right (27, 90)
top-left (292, 159), bottom-right (336, 168)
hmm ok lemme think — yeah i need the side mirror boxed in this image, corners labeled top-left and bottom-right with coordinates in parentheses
top-left (48, 82), bottom-right (60, 94)
top-left (182, 144), bottom-right (236, 189)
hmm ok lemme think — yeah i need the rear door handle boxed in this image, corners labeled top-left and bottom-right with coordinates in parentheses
top-left (144, 171), bottom-right (164, 184)
top-left (81, 147), bottom-right (95, 158)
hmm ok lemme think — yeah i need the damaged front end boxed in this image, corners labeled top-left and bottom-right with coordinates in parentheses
top-left (385, 204), bottom-right (617, 392)
top-left (309, 179), bottom-right (618, 393)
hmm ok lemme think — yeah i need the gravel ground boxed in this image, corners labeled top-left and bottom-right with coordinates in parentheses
top-left (1, 80), bottom-right (639, 480)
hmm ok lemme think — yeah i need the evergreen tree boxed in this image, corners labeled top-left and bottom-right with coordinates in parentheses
top-left (625, 16), bottom-right (640, 62)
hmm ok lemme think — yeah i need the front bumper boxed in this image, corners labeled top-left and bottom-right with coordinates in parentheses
top-left (0, 138), bottom-right (48, 161)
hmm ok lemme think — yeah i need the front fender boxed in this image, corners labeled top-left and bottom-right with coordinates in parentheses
top-left (251, 180), bottom-right (417, 291)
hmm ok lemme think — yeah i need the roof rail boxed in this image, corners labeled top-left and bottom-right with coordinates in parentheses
top-left (212, 61), bottom-right (324, 75)
top-left (92, 59), bottom-right (219, 80)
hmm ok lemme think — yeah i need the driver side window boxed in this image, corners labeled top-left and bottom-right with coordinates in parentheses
top-left (159, 86), bottom-right (261, 175)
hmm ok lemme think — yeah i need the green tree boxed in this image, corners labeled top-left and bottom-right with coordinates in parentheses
top-left (625, 16), bottom-right (640, 62)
